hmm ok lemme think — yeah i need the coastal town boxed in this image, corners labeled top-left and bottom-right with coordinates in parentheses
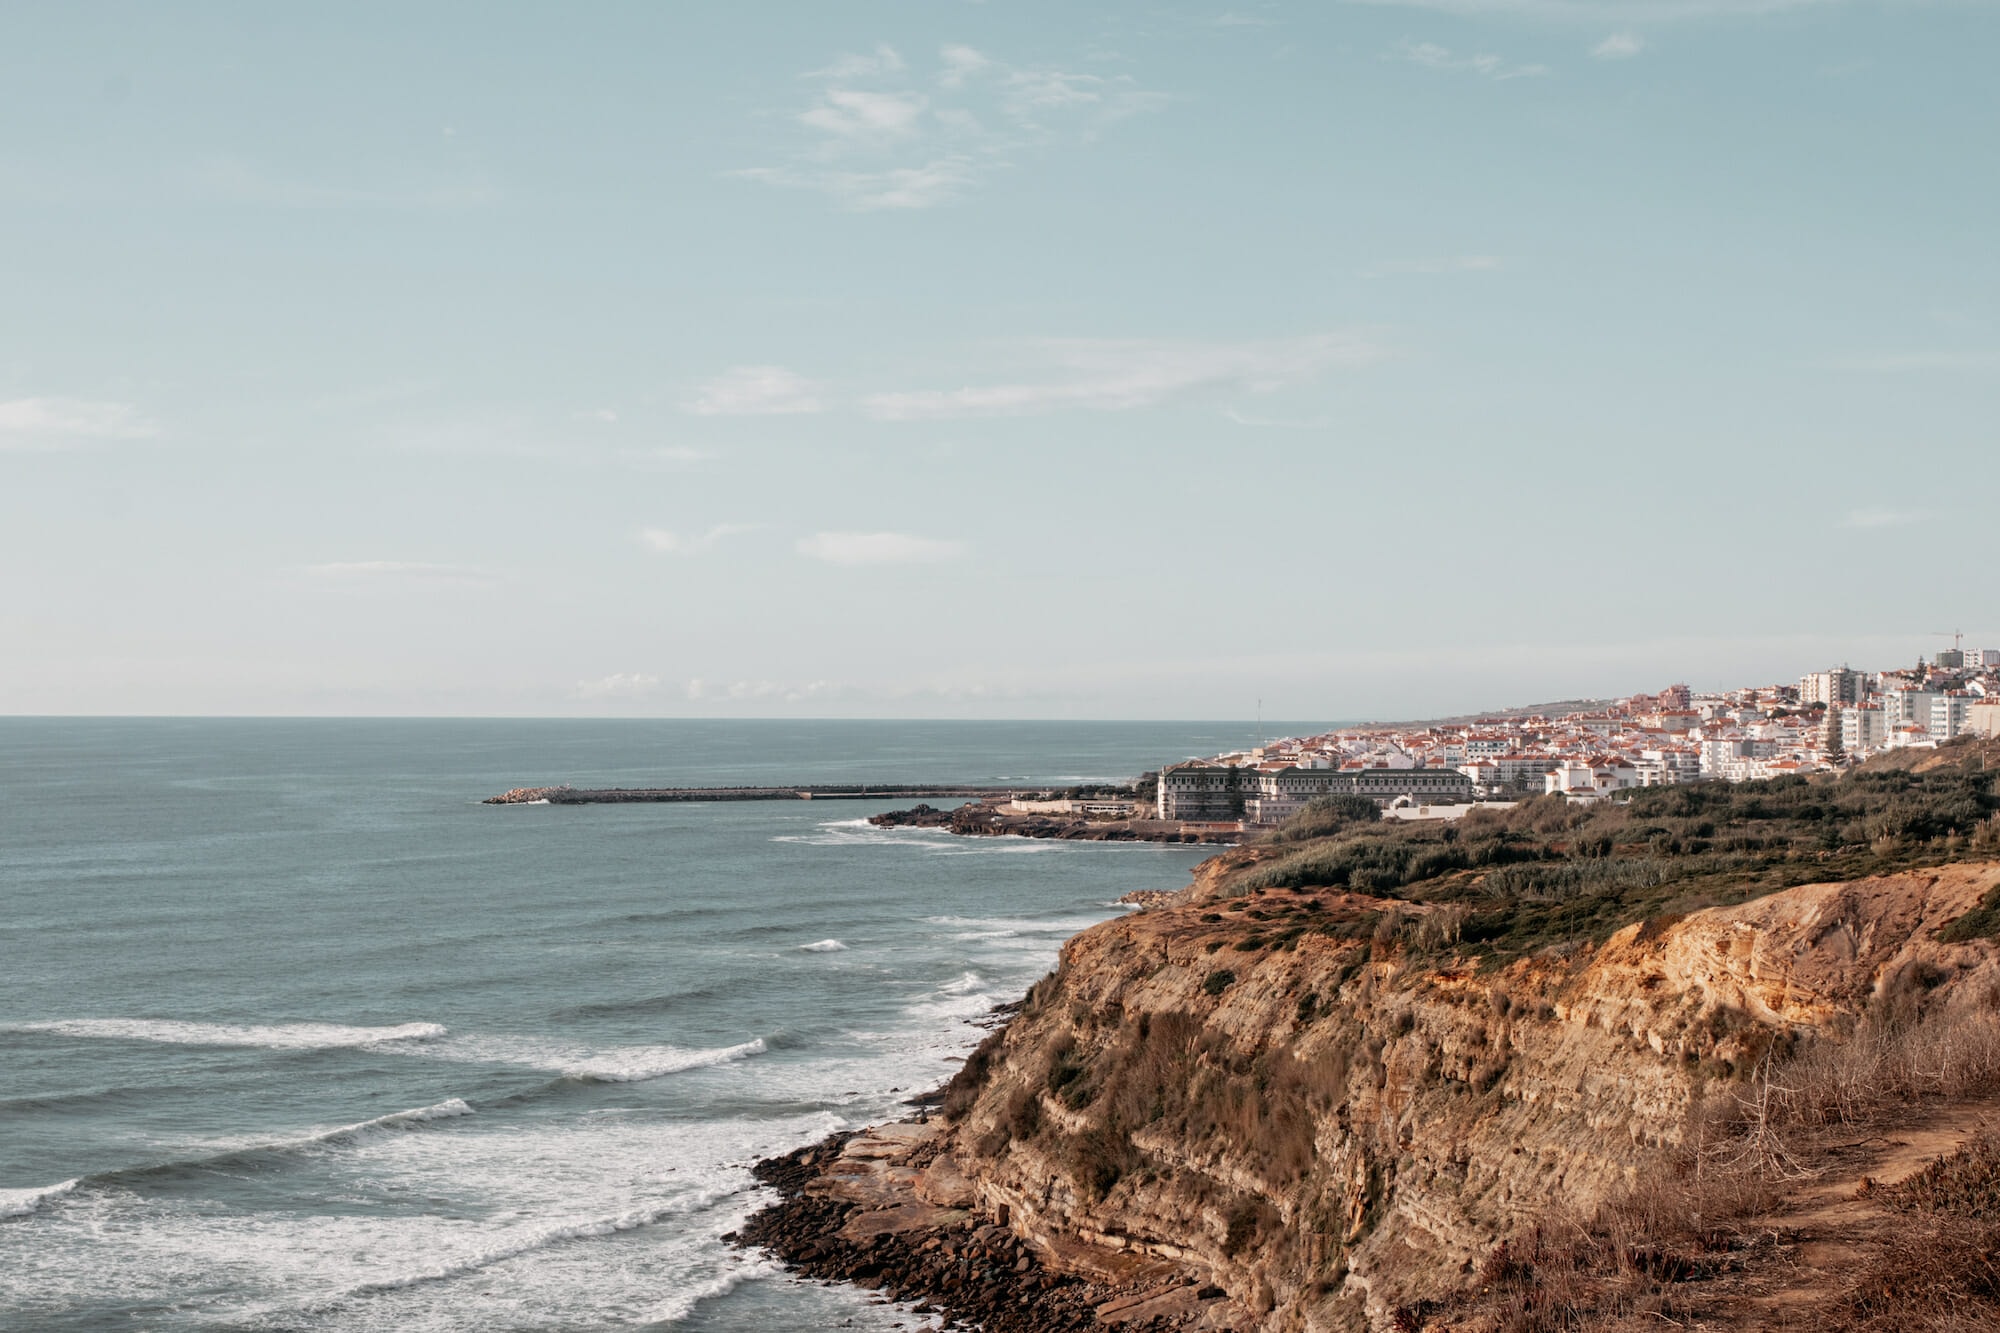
top-left (489, 644), bottom-right (2000, 846)
top-left (1153, 644), bottom-right (2000, 826)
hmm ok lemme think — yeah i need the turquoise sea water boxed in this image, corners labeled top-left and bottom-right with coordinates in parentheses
top-left (0, 720), bottom-right (1276, 1332)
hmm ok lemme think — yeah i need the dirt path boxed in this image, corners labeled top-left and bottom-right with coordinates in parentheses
top-left (1695, 1094), bottom-right (2000, 1328)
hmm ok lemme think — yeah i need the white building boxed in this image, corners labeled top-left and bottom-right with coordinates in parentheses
top-left (1546, 758), bottom-right (1640, 799)
top-left (1636, 748), bottom-right (1702, 785)
top-left (1842, 705), bottom-right (1886, 754)
top-left (1799, 667), bottom-right (1866, 707)
top-left (1930, 692), bottom-right (1982, 741)
top-left (1157, 761), bottom-right (1473, 822)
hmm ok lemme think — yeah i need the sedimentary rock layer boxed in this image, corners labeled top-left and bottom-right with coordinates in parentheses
top-left (741, 860), bottom-right (2000, 1331)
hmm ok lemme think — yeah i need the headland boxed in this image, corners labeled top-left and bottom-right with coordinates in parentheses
top-left (734, 735), bottom-right (2000, 1331)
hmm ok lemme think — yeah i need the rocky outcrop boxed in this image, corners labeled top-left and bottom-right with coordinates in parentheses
top-left (743, 860), bottom-right (2000, 1331)
top-left (731, 1125), bottom-right (1235, 1330)
top-left (870, 802), bottom-right (1239, 844)
top-left (486, 785), bottom-right (573, 804)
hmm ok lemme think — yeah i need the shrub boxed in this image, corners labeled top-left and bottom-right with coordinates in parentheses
top-left (1203, 969), bottom-right (1237, 996)
top-left (1223, 761), bottom-right (2000, 962)
top-left (941, 1028), bottom-right (1006, 1121)
top-left (1263, 794), bottom-right (1382, 844)
top-left (1940, 883), bottom-right (2000, 943)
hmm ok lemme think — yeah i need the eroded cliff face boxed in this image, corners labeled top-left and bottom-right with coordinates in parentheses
top-left (910, 860), bottom-right (2000, 1331)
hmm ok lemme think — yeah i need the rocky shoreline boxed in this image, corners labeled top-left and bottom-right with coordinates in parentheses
top-left (869, 802), bottom-right (1239, 845)
top-left (729, 1124), bottom-right (1234, 1332)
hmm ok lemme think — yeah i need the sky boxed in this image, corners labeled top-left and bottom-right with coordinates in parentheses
top-left (2, 0), bottom-right (1995, 720)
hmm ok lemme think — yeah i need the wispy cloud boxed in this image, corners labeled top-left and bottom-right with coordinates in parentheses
top-left (999, 69), bottom-right (1167, 124)
top-left (0, 396), bottom-right (157, 448)
top-left (1831, 350), bottom-right (2000, 373)
top-left (1396, 40), bottom-right (1549, 80)
top-left (796, 532), bottom-right (966, 565)
top-left (937, 44), bottom-right (992, 88)
top-left (1592, 32), bottom-right (1645, 58)
top-left (735, 43), bottom-right (1165, 210)
top-left (304, 561), bottom-right (496, 584)
top-left (574, 672), bottom-right (662, 700)
top-left (1363, 255), bottom-right (1503, 277)
top-left (733, 157), bottom-right (979, 212)
top-left (684, 366), bottom-right (826, 415)
top-left (1843, 508), bottom-right (1924, 530)
top-left (799, 88), bottom-right (929, 142)
top-left (862, 333), bottom-right (1387, 420)
top-left (685, 677), bottom-right (842, 703)
top-left (639, 524), bottom-right (760, 554)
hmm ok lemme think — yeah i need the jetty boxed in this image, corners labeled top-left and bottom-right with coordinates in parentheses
top-left (484, 784), bottom-right (1048, 806)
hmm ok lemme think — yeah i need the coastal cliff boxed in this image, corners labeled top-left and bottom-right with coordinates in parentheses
top-left (743, 853), bottom-right (2000, 1330)
top-left (742, 753), bottom-right (2000, 1329)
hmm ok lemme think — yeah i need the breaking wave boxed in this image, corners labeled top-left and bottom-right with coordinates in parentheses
top-left (433, 1035), bottom-right (768, 1084)
top-left (0, 1179), bottom-right (78, 1220)
top-left (799, 939), bottom-right (848, 952)
top-left (224, 1098), bottom-right (475, 1154)
top-left (6, 1100), bottom-right (476, 1217)
top-left (3, 1018), bottom-right (447, 1050)
top-left (337, 1186), bottom-right (740, 1298)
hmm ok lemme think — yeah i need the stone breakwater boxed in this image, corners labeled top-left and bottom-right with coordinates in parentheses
top-left (483, 784), bottom-right (1048, 806)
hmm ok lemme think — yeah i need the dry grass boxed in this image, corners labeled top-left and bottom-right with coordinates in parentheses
top-left (1820, 1128), bottom-right (2000, 1331)
top-left (1405, 996), bottom-right (2000, 1332)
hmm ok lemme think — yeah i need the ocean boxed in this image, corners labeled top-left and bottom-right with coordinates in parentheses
top-left (0, 719), bottom-right (1270, 1332)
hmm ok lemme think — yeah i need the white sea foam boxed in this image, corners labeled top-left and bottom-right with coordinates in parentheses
top-left (562, 1039), bottom-right (766, 1083)
top-left (424, 1035), bottom-right (766, 1083)
top-left (0, 1109), bottom-right (856, 1332)
top-left (186, 1099), bottom-right (476, 1158)
top-left (898, 969), bottom-right (1001, 1030)
top-left (772, 820), bottom-right (1056, 855)
top-left (0, 1179), bottom-right (77, 1220)
top-left (342, 1186), bottom-right (739, 1297)
top-left (3, 1018), bottom-right (447, 1050)
top-left (799, 939), bottom-right (848, 952)
top-left (925, 914), bottom-right (1108, 934)
top-left (312, 1098), bottom-right (474, 1143)
top-left (923, 840), bottom-right (1055, 856)
top-left (647, 1256), bottom-right (781, 1325)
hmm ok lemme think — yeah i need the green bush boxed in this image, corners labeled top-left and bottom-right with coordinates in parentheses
top-left (1228, 761), bottom-right (2000, 962)
top-left (1263, 793), bottom-right (1383, 844)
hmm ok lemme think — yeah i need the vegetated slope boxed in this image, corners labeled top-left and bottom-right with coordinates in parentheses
top-left (1236, 736), bottom-right (2000, 963)
top-left (907, 743), bottom-right (2000, 1331)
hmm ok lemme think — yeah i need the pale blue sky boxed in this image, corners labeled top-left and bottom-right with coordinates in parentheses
top-left (3, 1), bottom-right (1994, 718)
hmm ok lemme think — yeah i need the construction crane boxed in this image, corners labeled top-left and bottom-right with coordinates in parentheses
top-left (1933, 629), bottom-right (1965, 655)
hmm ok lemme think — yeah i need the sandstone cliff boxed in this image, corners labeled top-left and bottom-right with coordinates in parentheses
top-left (816, 859), bottom-right (2000, 1330)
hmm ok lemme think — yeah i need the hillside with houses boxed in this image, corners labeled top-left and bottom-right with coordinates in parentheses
top-left (1159, 646), bottom-right (2000, 823)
